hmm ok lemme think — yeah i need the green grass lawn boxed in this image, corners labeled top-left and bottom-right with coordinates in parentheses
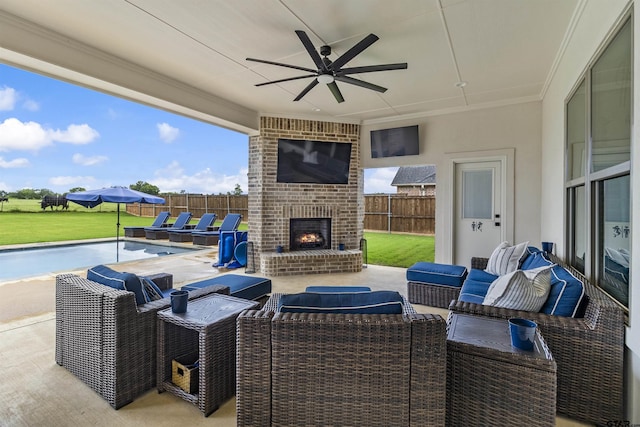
top-left (363, 231), bottom-right (434, 267)
top-left (0, 203), bottom-right (434, 268)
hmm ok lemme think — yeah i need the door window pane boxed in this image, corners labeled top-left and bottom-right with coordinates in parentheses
top-left (599, 174), bottom-right (630, 307)
top-left (591, 19), bottom-right (632, 172)
top-left (462, 170), bottom-right (492, 219)
top-left (567, 81), bottom-right (586, 180)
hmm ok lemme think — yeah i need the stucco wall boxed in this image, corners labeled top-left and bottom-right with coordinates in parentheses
top-left (361, 101), bottom-right (542, 264)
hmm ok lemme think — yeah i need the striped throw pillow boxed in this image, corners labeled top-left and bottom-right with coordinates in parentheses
top-left (483, 265), bottom-right (553, 312)
top-left (485, 241), bottom-right (529, 275)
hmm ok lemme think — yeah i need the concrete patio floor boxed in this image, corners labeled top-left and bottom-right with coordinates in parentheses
top-left (0, 242), bottom-right (590, 426)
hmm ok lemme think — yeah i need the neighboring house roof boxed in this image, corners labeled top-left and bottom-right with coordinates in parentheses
top-left (391, 165), bottom-right (437, 187)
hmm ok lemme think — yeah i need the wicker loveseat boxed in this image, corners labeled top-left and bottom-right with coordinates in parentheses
top-left (236, 293), bottom-right (447, 427)
top-left (55, 273), bottom-right (229, 409)
top-left (448, 254), bottom-right (625, 426)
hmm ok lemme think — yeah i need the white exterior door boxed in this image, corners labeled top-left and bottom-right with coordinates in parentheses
top-left (454, 160), bottom-right (505, 266)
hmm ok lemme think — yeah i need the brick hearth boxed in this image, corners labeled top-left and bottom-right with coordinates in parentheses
top-left (248, 117), bottom-right (363, 276)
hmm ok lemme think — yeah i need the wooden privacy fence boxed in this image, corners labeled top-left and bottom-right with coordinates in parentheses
top-left (364, 194), bottom-right (435, 234)
top-left (125, 194), bottom-right (248, 222)
top-left (126, 193), bottom-right (435, 235)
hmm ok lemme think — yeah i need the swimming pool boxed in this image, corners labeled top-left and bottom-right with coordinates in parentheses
top-left (0, 240), bottom-right (199, 281)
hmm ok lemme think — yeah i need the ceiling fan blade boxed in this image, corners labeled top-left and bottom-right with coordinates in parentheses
top-left (335, 75), bottom-right (387, 93)
top-left (295, 30), bottom-right (327, 71)
top-left (330, 33), bottom-right (379, 71)
top-left (327, 82), bottom-right (345, 103)
top-left (293, 79), bottom-right (319, 101)
top-left (336, 63), bottom-right (408, 75)
top-left (255, 74), bottom-right (317, 87)
top-left (246, 57), bottom-right (317, 74)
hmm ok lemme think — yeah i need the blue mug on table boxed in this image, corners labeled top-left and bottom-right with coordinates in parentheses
top-left (171, 290), bottom-right (189, 313)
top-left (508, 318), bottom-right (537, 351)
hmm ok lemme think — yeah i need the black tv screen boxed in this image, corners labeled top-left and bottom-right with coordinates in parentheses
top-left (277, 138), bottom-right (352, 184)
top-left (370, 125), bottom-right (419, 158)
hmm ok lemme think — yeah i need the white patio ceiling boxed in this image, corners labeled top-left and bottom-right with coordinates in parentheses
top-left (0, 0), bottom-right (581, 133)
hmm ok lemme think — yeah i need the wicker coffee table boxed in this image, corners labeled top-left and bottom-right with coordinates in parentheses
top-left (157, 293), bottom-right (258, 416)
top-left (446, 313), bottom-right (557, 426)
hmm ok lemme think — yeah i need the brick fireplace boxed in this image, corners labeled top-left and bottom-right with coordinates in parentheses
top-left (248, 117), bottom-right (363, 276)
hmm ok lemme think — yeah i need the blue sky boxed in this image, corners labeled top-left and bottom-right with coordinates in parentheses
top-left (0, 63), bottom-right (396, 194)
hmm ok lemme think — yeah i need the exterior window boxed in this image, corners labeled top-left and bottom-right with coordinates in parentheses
top-left (570, 185), bottom-right (586, 273)
top-left (567, 81), bottom-right (586, 181)
top-left (591, 20), bottom-right (632, 173)
top-left (598, 175), bottom-right (630, 307)
top-left (565, 15), bottom-right (632, 312)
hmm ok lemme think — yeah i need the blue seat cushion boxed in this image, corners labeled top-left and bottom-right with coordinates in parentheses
top-left (305, 286), bottom-right (371, 293)
top-left (278, 291), bottom-right (404, 314)
top-left (458, 278), bottom-right (492, 305)
top-left (406, 262), bottom-right (468, 287)
top-left (87, 264), bottom-right (148, 306)
top-left (182, 274), bottom-right (271, 301)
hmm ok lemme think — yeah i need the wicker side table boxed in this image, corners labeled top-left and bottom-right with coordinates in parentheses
top-left (446, 313), bottom-right (557, 427)
top-left (157, 293), bottom-right (258, 416)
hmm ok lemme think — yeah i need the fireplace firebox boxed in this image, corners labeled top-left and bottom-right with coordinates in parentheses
top-left (289, 218), bottom-right (331, 251)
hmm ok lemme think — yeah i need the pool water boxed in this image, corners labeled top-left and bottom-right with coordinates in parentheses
top-left (0, 240), bottom-right (198, 281)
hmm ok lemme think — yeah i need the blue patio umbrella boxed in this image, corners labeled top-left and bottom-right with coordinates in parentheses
top-left (66, 186), bottom-right (165, 261)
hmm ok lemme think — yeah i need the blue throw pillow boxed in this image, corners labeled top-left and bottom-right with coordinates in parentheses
top-left (520, 251), bottom-right (554, 270)
top-left (140, 276), bottom-right (164, 301)
top-left (539, 265), bottom-right (586, 317)
top-left (87, 264), bottom-right (148, 306)
top-left (278, 291), bottom-right (404, 314)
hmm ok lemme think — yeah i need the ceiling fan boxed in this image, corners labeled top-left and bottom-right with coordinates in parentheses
top-left (246, 30), bottom-right (407, 103)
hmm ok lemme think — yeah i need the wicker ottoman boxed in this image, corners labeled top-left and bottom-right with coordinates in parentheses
top-left (407, 262), bottom-right (467, 308)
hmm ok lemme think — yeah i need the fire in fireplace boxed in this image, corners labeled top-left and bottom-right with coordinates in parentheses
top-left (290, 218), bottom-right (331, 251)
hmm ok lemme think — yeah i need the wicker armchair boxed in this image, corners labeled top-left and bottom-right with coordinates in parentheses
top-left (236, 294), bottom-right (447, 427)
top-left (448, 254), bottom-right (625, 426)
top-left (55, 273), bottom-right (229, 409)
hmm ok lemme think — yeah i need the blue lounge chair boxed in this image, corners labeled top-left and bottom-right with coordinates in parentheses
top-left (168, 213), bottom-right (217, 242)
top-left (145, 211), bottom-right (192, 240)
top-left (192, 213), bottom-right (242, 246)
top-left (123, 211), bottom-right (171, 237)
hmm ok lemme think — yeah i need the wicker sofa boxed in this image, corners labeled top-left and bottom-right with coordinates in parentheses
top-left (236, 293), bottom-right (447, 427)
top-left (55, 273), bottom-right (229, 409)
top-left (448, 254), bottom-right (625, 426)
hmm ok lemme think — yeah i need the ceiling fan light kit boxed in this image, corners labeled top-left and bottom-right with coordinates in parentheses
top-left (247, 30), bottom-right (407, 103)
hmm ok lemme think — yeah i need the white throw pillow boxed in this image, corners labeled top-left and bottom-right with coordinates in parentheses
top-left (485, 241), bottom-right (529, 276)
top-left (483, 265), bottom-right (553, 312)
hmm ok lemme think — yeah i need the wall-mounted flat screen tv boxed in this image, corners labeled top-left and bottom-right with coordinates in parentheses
top-left (277, 138), bottom-right (352, 184)
top-left (370, 125), bottom-right (419, 158)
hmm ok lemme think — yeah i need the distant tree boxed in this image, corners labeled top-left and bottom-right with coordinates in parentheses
top-left (0, 190), bottom-right (7, 199)
top-left (68, 187), bottom-right (86, 193)
top-left (180, 189), bottom-right (186, 194)
top-left (233, 184), bottom-right (243, 195)
top-left (130, 181), bottom-right (160, 195)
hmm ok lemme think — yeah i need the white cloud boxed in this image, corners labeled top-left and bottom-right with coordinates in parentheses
top-left (0, 156), bottom-right (30, 168)
top-left (49, 124), bottom-right (99, 144)
top-left (151, 161), bottom-right (248, 194)
top-left (72, 153), bottom-right (108, 166)
top-left (364, 167), bottom-right (399, 194)
top-left (0, 118), bottom-right (99, 152)
top-left (0, 86), bottom-right (17, 111)
top-left (22, 99), bottom-right (40, 112)
top-left (157, 122), bottom-right (180, 143)
top-left (49, 175), bottom-right (97, 187)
